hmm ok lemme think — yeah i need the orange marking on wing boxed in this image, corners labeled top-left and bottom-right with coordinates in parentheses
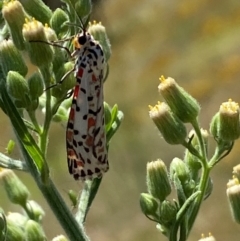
top-left (98, 146), bottom-right (105, 153)
top-left (67, 149), bottom-right (76, 158)
top-left (66, 130), bottom-right (73, 142)
top-left (69, 108), bottom-right (75, 121)
top-left (88, 117), bottom-right (96, 129)
top-left (86, 135), bottom-right (94, 146)
top-left (73, 85), bottom-right (80, 99)
top-left (76, 160), bottom-right (84, 167)
top-left (92, 74), bottom-right (97, 81)
top-left (77, 67), bottom-right (84, 77)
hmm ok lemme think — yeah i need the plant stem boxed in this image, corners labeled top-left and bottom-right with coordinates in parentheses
top-left (183, 118), bottom-right (211, 237)
top-left (76, 178), bottom-right (102, 224)
top-left (187, 163), bottom-right (210, 236)
top-left (27, 110), bottom-right (42, 134)
top-left (39, 178), bottom-right (90, 241)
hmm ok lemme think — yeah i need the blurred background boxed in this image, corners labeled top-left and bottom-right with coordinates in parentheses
top-left (1, 0), bottom-right (240, 240)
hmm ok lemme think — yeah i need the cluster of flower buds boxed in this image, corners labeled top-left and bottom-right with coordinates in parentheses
top-left (143, 76), bottom-right (240, 237)
top-left (140, 159), bottom-right (176, 234)
top-left (0, 168), bottom-right (50, 240)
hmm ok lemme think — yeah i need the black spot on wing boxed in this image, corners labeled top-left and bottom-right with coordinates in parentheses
top-left (89, 106), bottom-right (102, 115)
top-left (80, 62), bottom-right (87, 68)
top-left (84, 146), bottom-right (89, 153)
top-left (88, 48), bottom-right (98, 60)
top-left (73, 139), bottom-right (78, 147)
top-left (94, 127), bottom-right (100, 137)
top-left (80, 88), bottom-right (86, 94)
top-left (74, 129), bottom-right (79, 135)
top-left (88, 96), bottom-right (94, 101)
top-left (67, 122), bottom-right (74, 129)
top-left (94, 168), bottom-right (101, 174)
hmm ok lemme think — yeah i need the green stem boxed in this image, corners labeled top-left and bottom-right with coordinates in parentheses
top-left (179, 218), bottom-right (187, 241)
top-left (39, 67), bottom-right (53, 155)
top-left (27, 110), bottom-right (42, 134)
top-left (186, 163), bottom-right (210, 236)
top-left (169, 191), bottom-right (200, 241)
top-left (181, 118), bottom-right (211, 237)
top-left (76, 178), bottom-right (102, 224)
top-left (40, 179), bottom-right (90, 241)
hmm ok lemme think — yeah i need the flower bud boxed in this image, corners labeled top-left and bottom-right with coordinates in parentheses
top-left (183, 179), bottom-right (196, 198)
top-left (159, 200), bottom-right (177, 225)
top-left (60, 97), bottom-right (73, 110)
top-left (0, 40), bottom-right (28, 77)
top-left (198, 233), bottom-right (216, 241)
top-left (188, 128), bottom-right (209, 150)
top-left (23, 19), bottom-right (54, 67)
top-left (44, 24), bottom-right (58, 42)
top-left (149, 102), bottom-right (187, 145)
top-left (54, 62), bottom-right (75, 92)
top-left (50, 8), bottom-right (68, 38)
top-left (25, 220), bottom-right (46, 241)
top-left (88, 22), bottom-right (111, 62)
top-left (158, 76), bottom-right (200, 123)
top-left (209, 112), bottom-right (219, 137)
top-left (226, 178), bottom-right (240, 223)
top-left (233, 164), bottom-right (240, 181)
top-left (52, 235), bottom-right (69, 241)
top-left (52, 47), bottom-right (66, 77)
top-left (27, 72), bottom-right (44, 100)
top-left (146, 159), bottom-right (171, 201)
top-left (6, 71), bottom-right (31, 108)
top-left (184, 130), bottom-right (205, 177)
top-left (26, 200), bottom-right (45, 222)
top-left (139, 193), bottom-right (159, 218)
top-left (218, 99), bottom-right (240, 141)
top-left (5, 219), bottom-right (26, 241)
top-left (51, 66), bottom-right (75, 99)
top-left (18, 0), bottom-right (52, 24)
top-left (2, 0), bottom-right (26, 50)
top-left (75, 0), bottom-right (92, 20)
top-left (7, 212), bottom-right (28, 227)
top-left (0, 169), bottom-right (29, 206)
top-left (170, 158), bottom-right (190, 184)
top-left (52, 106), bottom-right (68, 122)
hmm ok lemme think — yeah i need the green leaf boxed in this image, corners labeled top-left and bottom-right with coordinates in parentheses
top-left (106, 110), bottom-right (124, 143)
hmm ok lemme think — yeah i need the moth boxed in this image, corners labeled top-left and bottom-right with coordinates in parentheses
top-left (66, 27), bottom-right (109, 180)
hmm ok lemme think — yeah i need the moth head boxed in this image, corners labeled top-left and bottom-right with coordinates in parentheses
top-left (73, 32), bottom-right (92, 49)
